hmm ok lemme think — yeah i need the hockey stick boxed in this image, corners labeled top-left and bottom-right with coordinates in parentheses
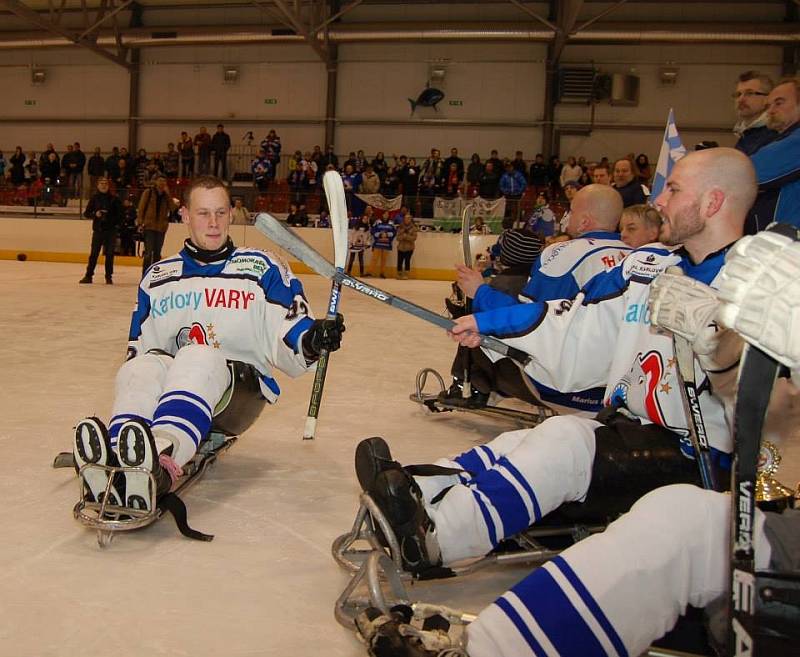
top-left (254, 213), bottom-right (531, 366)
top-left (460, 203), bottom-right (474, 398)
top-left (672, 335), bottom-right (717, 490)
top-left (728, 344), bottom-right (779, 656)
top-left (302, 171), bottom-right (349, 440)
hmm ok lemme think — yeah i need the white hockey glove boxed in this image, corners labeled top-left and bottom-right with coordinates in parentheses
top-left (648, 266), bottom-right (720, 355)
top-left (717, 230), bottom-right (800, 372)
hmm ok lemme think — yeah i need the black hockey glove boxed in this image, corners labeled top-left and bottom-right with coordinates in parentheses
top-left (302, 313), bottom-right (345, 363)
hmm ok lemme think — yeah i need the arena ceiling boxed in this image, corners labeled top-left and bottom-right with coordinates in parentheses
top-left (0, 0), bottom-right (797, 70)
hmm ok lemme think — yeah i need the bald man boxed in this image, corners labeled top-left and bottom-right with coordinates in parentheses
top-left (354, 150), bottom-right (754, 611)
top-left (444, 184), bottom-right (632, 412)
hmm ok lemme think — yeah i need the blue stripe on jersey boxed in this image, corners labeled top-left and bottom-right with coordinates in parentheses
top-left (109, 413), bottom-right (151, 442)
top-left (128, 285), bottom-right (153, 341)
top-left (552, 557), bottom-right (628, 657)
top-left (283, 316), bottom-right (313, 353)
top-left (161, 389), bottom-right (212, 415)
top-left (472, 468), bottom-right (533, 539)
top-left (473, 284), bottom-right (519, 312)
top-left (455, 446), bottom-right (494, 474)
top-left (529, 378), bottom-right (605, 412)
top-left (494, 597), bottom-right (548, 657)
top-left (499, 457), bottom-right (541, 522)
top-left (470, 488), bottom-right (498, 546)
top-left (507, 561), bottom-right (618, 657)
top-left (152, 417), bottom-right (204, 447)
top-left (260, 374), bottom-right (281, 396)
top-left (580, 264), bottom-right (629, 305)
top-left (475, 301), bottom-right (547, 338)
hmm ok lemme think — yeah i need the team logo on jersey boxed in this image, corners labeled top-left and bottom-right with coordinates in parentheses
top-left (626, 251), bottom-right (664, 279)
top-left (609, 350), bottom-right (676, 428)
top-left (229, 255), bottom-right (268, 277)
top-left (176, 322), bottom-right (221, 349)
top-left (148, 260), bottom-right (183, 284)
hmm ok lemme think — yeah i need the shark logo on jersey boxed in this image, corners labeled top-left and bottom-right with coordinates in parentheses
top-left (176, 322), bottom-right (210, 349)
top-left (609, 350), bottom-right (675, 428)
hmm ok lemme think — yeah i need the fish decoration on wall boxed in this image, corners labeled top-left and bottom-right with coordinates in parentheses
top-left (409, 84), bottom-right (445, 114)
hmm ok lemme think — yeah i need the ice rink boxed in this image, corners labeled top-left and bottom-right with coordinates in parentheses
top-left (1, 259), bottom-right (798, 657)
top-left (0, 259), bottom-right (536, 657)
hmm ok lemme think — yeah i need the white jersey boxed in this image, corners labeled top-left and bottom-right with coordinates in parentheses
top-left (476, 244), bottom-right (739, 457)
top-left (127, 245), bottom-right (314, 403)
top-left (474, 231), bottom-right (632, 412)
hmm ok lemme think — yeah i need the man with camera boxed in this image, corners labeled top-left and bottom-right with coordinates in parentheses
top-left (80, 177), bottom-right (123, 285)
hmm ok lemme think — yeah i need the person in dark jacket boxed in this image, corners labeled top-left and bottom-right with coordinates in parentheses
top-left (733, 70), bottom-right (777, 156)
top-left (80, 177), bottom-right (123, 284)
top-left (211, 124), bottom-right (231, 180)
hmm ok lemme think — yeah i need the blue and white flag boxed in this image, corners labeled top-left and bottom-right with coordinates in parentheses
top-left (650, 108), bottom-right (686, 202)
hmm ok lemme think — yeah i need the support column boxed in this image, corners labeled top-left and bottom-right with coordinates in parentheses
top-left (324, 48), bottom-right (338, 149)
top-left (127, 48), bottom-right (140, 152)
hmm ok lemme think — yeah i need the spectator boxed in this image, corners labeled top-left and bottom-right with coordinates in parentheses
top-left (466, 153), bottom-right (483, 187)
top-left (137, 176), bottom-right (178, 274)
top-left (39, 143), bottom-right (58, 171)
top-left (163, 142), bottom-right (179, 179)
top-left (302, 151), bottom-right (318, 188)
top-left (9, 146), bottom-right (25, 187)
top-left (317, 209), bottom-right (330, 228)
top-left (119, 197), bottom-right (138, 256)
top-left (419, 147), bottom-right (444, 184)
top-left (0, 150), bottom-right (4, 183)
top-left (211, 123), bottom-right (231, 180)
top-left (471, 215), bottom-right (491, 235)
top-left (341, 163), bottom-right (361, 211)
top-left (151, 151), bottom-right (164, 175)
top-left (442, 147), bottom-right (464, 181)
top-left (134, 148), bottom-right (149, 188)
top-left (62, 143), bottom-right (85, 199)
top-left (194, 126), bottom-right (212, 175)
top-left (179, 131), bottom-right (194, 178)
top-left (287, 149), bottom-right (303, 173)
top-left (477, 161), bottom-right (500, 199)
top-left (525, 189), bottom-right (556, 237)
top-left (634, 153), bottom-right (652, 184)
top-left (511, 150), bottom-right (527, 175)
top-left (113, 157), bottom-right (133, 197)
top-left (119, 146), bottom-right (134, 172)
top-left (347, 214), bottom-right (371, 276)
top-left (486, 149), bottom-right (503, 175)
top-left (499, 159), bottom-right (527, 221)
top-left (287, 155), bottom-right (308, 206)
top-left (24, 152), bottom-right (39, 183)
top-left (618, 203), bottom-right (663, 248)
top-left (748, 76), bottom-right (800, 231)
top-left (143, 159), bottom-right (161, 187)
top-left (40, 150), bottom-right (60, 184)
top-left (251, 149), bottom-right (271, 192)
top-left (733, 70), bottom-right (777, 155)
top-left (559, 155), bottom-right (583, 189)
top-left (418, 171), bottom-right (438, 218)
top-left (286, 202), bottom-right (309, 227)
top-left (613, 157), bottom-right (649, 206)
top-left (547, 155), bottom-right (562, 194)
top-left (443, 162), bottom-right (462, 198)
top-left (591, 162), bottom-right (611, 185)
top-left (369, 212), bottom-right (397, 278)
top-left (359, 164), bottom-right (381, 194)
top-left (558, 180), bottom-right (581, 233)
top-left (354, 149), bottom-right (367, 172)
top-left (87, 147), bottom-right (105, 188)
top-left (371, 151), bottom-right (389, 181)
top-left (319, 144), bottom-right (337, 170)
top-left (310, 145), bottom-right (323, 166)
top-left (395, 211), bottom-right (418, 279)
top-left (400, 157), bottom-right (419, 203)
top-left (361, 205), bottom-right (376, 227)
top-left (528, 153), bottom-right (549, 188)
top-left (230, 197), bottom-right (250, 225)
top-left (105, 146), bottom-right (119, 180)
top-left (382, 157), bottom-right (403, 196)
top-left (79, 177), bottom-right (123, 285)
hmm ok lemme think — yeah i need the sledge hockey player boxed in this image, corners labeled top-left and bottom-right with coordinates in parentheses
top-left (354, 146), bottom-right (753, 583)
top-left (354, 227), bottom-right (800, 657)
top-left (72, 175), bottom-right (345, 511)
top-left (442, 184), bottom-right (632, 412)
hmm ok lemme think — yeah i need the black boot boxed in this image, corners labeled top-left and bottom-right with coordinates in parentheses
top-left (73, 417), bottom-right (123, 505)
top-left (117, 420), bottom-right (173, 511)
top-left (79, 275), bottom-right (92, 284)
top-left (437, 380), bottom-right (489, 409)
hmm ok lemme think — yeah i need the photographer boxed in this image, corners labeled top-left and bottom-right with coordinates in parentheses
top-left (80, 177), bottom-right (123, 285)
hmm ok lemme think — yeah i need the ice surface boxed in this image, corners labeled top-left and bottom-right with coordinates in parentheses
top-left (1, 259), bottom-right (797, 657)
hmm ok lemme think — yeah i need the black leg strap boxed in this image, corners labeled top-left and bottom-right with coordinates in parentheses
top-left (159, 492), bottom-right (214, 542)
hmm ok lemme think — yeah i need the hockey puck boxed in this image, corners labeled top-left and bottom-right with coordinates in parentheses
top-left (16, 253), bottom-right (27, 261)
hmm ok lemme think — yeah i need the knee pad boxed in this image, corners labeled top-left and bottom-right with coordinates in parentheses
top-left (113, 351), bottom-right (174, 418)
top-left (166, 344), bottom-right (230, 405)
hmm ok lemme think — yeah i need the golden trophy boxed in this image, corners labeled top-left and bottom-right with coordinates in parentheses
top-left (756, 441), bottom-right (795, 512)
